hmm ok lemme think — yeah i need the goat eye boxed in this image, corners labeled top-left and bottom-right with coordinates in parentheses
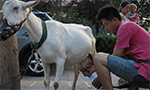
top-left (14, 6), bottom-right (19, 10)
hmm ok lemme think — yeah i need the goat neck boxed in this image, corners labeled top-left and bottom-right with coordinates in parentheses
top-left (22, 12), bottom-right (43, 44)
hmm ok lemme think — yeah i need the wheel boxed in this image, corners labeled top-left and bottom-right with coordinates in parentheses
top-left (118, 78), bottom-right (127, 86)
top-left (23, 49), bottom-right (44, 76)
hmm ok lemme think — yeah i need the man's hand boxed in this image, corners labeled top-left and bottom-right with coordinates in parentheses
top-left (80, 67), bottom-right (95, 76)
top-left (92, 77), bottom-right (102, 89)
top-left (79, 58), bottom-right (96, 76)
top-left (79, 57), bottom-right (101, 89)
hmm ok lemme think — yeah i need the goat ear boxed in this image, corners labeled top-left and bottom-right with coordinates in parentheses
top-left (22, 0), bottom-right (41, 9)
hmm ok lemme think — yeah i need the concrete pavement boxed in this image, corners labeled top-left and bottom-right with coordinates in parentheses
top-left (21, 68), bottom-right (149, 90)
top-left (21, 69), bottom-right (97, 90)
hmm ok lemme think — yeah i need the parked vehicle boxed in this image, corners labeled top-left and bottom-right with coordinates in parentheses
top-left (17, 10), bottom-right (52, 76)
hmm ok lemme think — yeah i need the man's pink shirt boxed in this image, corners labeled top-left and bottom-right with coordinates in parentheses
top-left (114, 21), bottom-right (150, 81)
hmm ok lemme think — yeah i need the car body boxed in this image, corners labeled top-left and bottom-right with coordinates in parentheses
top-left (17, 10), bottom-right (52, 76)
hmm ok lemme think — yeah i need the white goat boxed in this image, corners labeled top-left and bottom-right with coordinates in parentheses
top-left (0, 0), bottom-right (97, 90)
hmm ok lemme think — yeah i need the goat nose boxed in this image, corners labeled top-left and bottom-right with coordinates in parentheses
top-left (0, 18), bottom-right (14, 41)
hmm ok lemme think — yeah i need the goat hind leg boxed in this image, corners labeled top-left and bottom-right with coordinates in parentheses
top-left (71, 65), bottom-right (80, 90)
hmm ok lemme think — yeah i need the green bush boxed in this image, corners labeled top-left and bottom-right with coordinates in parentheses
top-left (95, 34), bottom-right (116, 54)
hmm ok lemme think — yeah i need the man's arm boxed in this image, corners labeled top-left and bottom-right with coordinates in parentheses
top-left (112, 48), bottom-right (125, 57)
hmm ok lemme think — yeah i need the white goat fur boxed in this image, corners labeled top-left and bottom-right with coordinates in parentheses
top-left (0, 0), bottom-right (97, 90)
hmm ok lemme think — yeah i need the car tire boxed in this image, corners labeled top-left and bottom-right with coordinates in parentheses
top-left (23, 49), bottom-right (44, 76)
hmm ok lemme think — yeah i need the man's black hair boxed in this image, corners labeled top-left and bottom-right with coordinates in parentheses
top-left (96, 5), bottom-right (122, 21)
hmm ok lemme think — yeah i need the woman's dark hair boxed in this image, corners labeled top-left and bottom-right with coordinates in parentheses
top-left (96, 5), bottom-right (122, 21)
top-left (120, 1), bottom-right (130, 8)
top-left (119, 1), bottom-right (130, 12)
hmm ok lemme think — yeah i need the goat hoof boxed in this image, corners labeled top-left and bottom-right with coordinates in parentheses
top-left (44, 81), bottom-right (47, 88)
top-left (54, 82), bottom-right (59, 90)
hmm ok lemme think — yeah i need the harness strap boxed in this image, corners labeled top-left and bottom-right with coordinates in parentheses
top-left (16, 10), bottom-right (32, 31)
top-left (31, 21), bottom-right (47, 49)
top-left (126, 55), bottom-right (150, 64)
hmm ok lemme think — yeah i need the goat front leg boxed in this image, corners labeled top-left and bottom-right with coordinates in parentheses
top-left (72, 65), bottom-right (80, 90)
top-left (54, 58), bottom-right (65, 90)
top-left (42, 61), bottom-right (51, 90)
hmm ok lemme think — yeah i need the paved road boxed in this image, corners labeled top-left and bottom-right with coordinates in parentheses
top-left (21, 69), bottom-right (149, 90)
top-left (21, 69), bottom-right (97, 90)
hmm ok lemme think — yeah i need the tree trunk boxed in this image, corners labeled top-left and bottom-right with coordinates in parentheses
top-left (0, 0), bottom-right (20, 89)
top-left (0, 0), bottom-right (5, 23)
top-left (0, 35), bottom-right (20, 89)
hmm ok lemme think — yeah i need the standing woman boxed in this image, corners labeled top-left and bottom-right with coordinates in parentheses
top-left (119, 1), bottom-right (130, 21)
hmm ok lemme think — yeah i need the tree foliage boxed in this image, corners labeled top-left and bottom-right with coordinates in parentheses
top-left (95, 34), bottom-right (116, 54)
top-left (22, 0), bottom-right (150, 32)
top-left (129, 0), bottom-right (150, 31)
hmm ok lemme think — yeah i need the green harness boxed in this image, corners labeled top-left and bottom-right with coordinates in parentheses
top-left (31, 21), bottom-right (47, 49)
